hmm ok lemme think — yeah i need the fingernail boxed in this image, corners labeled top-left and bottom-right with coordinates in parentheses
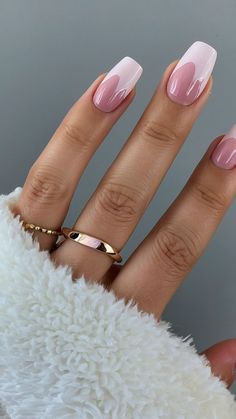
top-left (167, 41), bottom-right (217, 106)
top-left (232, 362), bottom-right (236, 381)
top-left (93, 56), bottom-right (143, 112)
top-left (211, 124), bottom-right (236, 170)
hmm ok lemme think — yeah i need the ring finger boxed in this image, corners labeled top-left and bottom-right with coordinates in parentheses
top-left (54, 41), bottom-right (217, 281)
top-left (14, 57), bottom-right (142, 250)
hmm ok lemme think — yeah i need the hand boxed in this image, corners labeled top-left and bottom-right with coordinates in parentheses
top-left (13, 43), bottom-right (236, 388)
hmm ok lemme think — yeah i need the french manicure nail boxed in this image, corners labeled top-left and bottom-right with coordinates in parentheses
top-left (93, 56), bottom-right (143, 112)
top-left (232, 362), bottom-right (236, 381)
top-left (167, 41), bottom-right (217, 106)
top-left (211, 125), bottom-right (236, 170)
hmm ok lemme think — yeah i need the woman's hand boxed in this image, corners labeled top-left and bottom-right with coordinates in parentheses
top-left (13, 42), bottom-right (236, 388)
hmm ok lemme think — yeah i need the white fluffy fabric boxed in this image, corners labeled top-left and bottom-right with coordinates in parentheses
top-left (0, 188), bottom-right (235, 419)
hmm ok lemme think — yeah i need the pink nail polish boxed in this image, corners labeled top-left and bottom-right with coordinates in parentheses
top-left (167, 41), bottom-right (217, 106)
top-left (232, 362), bottom-right (236, 381)
top-left (211, 125), bottom-right (236, 170)
top-left (93, 56), bottom-right (143, 112)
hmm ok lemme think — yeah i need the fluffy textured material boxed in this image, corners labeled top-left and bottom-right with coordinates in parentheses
top-left (0, 188), bottom-right (235, 419)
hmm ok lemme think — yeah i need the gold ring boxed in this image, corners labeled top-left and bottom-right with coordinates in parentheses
top-left (22, 221), bottom-right (62, 236)
top-left (62, 227), bottom-right (122, 263)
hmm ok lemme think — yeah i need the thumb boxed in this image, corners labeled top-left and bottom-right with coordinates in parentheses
top-left (202, 339), bottom-right (236, 388)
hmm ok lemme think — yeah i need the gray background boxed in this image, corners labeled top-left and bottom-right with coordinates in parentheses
top-left (0, 0), bottom-right (236, 393)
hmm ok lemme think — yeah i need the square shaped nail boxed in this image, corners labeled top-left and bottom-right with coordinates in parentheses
top-left (167, 41), bottom-right (217, 106)
top-left (211, 125), bottom-right (236, 169)
top-left (93, 56), bottom-right (143, 112)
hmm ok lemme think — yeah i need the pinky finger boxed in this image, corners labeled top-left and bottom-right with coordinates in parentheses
top-left (203, 339), bottom-right (236, 388)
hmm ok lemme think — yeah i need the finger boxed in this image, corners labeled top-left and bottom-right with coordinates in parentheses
top-left (111, 126), bottom-right (236, 318)
top-left (54, 41), bottom-right (217, 282)
top-left (102, 264), bottom-right (123, 289)
top-left (203, 339), bottom-right (236, 388)
top-left (13, 57), bottom-right (142, 251)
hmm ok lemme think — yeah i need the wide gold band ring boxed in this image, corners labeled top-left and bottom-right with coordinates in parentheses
top-left (62, 227), bottom-right (122, 263)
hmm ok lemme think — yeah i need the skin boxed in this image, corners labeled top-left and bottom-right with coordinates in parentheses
top-left (13, 60), bottom-right (236, 388)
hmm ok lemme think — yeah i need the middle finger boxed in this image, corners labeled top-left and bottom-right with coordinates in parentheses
top-left (54, 41), bottom-right (217, 281)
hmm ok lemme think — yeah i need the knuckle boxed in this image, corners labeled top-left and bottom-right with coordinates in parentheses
top-left (61, 120), bottom-right (89, 151)
top-left (140, 119), bottom-right (178, 148)
top-left (151, 224), bottom-right (200, 277)
top-left (94, 181), bottom-right (142, 226)
top-left (26, 165), bottom-right (68, 207)
top-left (192, 181), bottom-right (228, 214)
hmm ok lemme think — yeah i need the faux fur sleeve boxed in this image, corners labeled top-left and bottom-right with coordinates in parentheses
top-left (0, 187), bottom-right (235, 419)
